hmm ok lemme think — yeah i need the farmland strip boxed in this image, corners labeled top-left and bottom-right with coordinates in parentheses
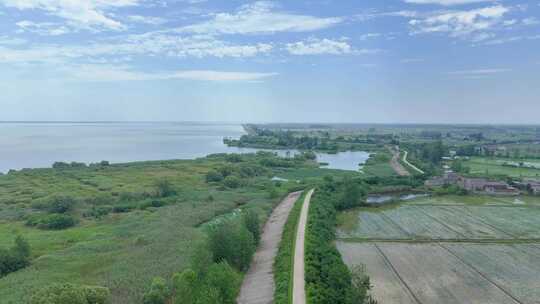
top-left (373, 243), bottom-right (423, 304)
top-left (438, 244), bottom-right (523, 304)
top-left (414, 207), bottom-right (467, 239)
top-left (336, 238), bottom-right (540, 244)
top-left (379, 213), bottom-right (413, 238)
top-left (459, 206), bottom-right (518, 238)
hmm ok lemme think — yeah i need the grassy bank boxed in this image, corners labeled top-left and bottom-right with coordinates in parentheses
top-left (0, 153), bottom-right (312, 303)
top-left (273, 191), bottom-right (305, 304)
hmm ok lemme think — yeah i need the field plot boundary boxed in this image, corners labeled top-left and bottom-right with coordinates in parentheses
top-left (336, 238), bottom-right (540, 244)
top-left (373, 243), bottom-right (423, 304)
top-left (378, 213), bottom-right (413, 238)
top-left (413, 207), bottom-right (468, 239)
top-left (438, 244), bottom-right (524, 304)
top-left (453, 206), bottom-right (518, 238)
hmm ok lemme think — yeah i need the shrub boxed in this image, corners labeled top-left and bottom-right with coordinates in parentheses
top-left (0, 236), bottom-right (31, 278)
top-left (243, 210), bottom-right (261, 245)
top-left (143, 277), bottom-right (169, 304)
top-left (83, 206), bottom-right (112, 219)
top-left (26, 214), bottom-right (76, 230)
top-left (29, 283), bottom-right (110, 304)
top-left (112, 205), bottom-right (134, 213)
top-left (154, 179), bottom-right (176, 198)
top-left (274, 192), bottom-right (304, 304)
top-left (47, 196), bottom-right (76, 214)
top-left (206, 170), bottom-right (224, 183)
top-left (207, 220), bottom-right (255, 272)
top-left (305, 182), bottom-right (374, 304)
top-left (223, 176), bottom-right (242, 189)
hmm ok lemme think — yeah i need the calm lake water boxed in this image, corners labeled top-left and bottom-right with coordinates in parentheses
top-left (0, 122), bottom-right (369, 173)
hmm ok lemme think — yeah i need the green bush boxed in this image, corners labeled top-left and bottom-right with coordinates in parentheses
top-left (206, 170), bottom-right (224, 183)
top-left (207, 220), bottom-right (255, 271)
top-left (47, 196), bottom-right (76, 214)
top-left (154, 179), bottom-right (176, 198)
top-left (29, 283), bottom-right (110, 304)
top-left (143, 277), bottom-right (169, 304)
top-left (26, 214), bottom-right (76, 230)
top-left (0, 236), bottom-right (31, 278)
top-left (223, 176), bottom-right (242, 189)
top-left (305, 181), bottom-right (374, 304)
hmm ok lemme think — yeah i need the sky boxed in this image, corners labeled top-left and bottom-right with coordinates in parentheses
top-left (0, 0), bottom-right (539, 124)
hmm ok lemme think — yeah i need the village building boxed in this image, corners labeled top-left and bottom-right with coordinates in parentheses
top-left (425, 173), bottom-right (520, 195)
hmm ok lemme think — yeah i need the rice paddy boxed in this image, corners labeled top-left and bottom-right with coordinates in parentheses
top-left (337, 195), bottom-right (540, 304)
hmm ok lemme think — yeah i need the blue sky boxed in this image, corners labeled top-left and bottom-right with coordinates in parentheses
top-left (0, 0), bottom-right (539, 123)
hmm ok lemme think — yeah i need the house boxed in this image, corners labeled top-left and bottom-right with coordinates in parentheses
top-left (518, 179), bottom-right (540, 195)
top-left (458, 177), bottom-right (520, 195)
top-left (426, 173), bottom-right (520, 195)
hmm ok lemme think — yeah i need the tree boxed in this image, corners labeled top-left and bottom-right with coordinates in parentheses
top-left (205, 262), bottom-right (240, 304)
top-left (243, 210), bottom-right (261, 245)
top-left (143, 277), bottom-right (169, 304)
top-left (207, 221), bottom-right (255, 271)
top-left (350, 265), bottom-right (373, 303)
top-left (172, 269), bottom-right (197, 304)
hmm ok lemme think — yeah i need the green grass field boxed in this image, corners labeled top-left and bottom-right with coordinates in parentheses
top-left (464, 157), bottom-right (540, 178)
top-left (0, 155), bottom-right (302, 303)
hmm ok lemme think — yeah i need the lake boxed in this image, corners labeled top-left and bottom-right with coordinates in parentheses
top-left (0, 122), bottom-right (369, 173)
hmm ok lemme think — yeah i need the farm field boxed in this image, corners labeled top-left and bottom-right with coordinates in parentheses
top-left (338, 242), bottom-right (538, 304)
top-left (338, 198), bottom-right (540, 240)
top-left (337, 195), bottom-right (540, 304)
top-left (464, 157), bottom-right (540, 178)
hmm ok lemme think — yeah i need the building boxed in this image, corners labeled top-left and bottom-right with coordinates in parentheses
top-left (426, 173), bottom-right (520, 195)
top-left (517, 179), bottom-right (540, 195)
top-left (458, 177), bottom-right (520, 195)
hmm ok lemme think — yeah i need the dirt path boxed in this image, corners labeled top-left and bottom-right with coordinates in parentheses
top-left (292, 189), bottom-right (314, 304)
top-left (388, 146), bottom-right (411, 176)
top-left (237, 191), bottom-right (302, 304)
top-left (402, 150), bottom-right (425, 174)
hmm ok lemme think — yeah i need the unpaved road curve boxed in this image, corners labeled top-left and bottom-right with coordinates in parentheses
top-left (237, 191), bottom-right (302, 304)
top-left (292, 189), bottom-right (314, 304)
top-left (388, 146), bottom-right (411, 177)
top-left (402, 150), bottom-right (425, 175)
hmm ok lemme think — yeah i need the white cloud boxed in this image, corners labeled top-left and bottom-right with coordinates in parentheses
top-left (127, 15), bottom-right (167, 25)
top-left (409, 5), bottom-right (510, 39)
top-left (177, 1), bottom-right (343, 35)
top-left (522, 17), bottom-right (540, 26)
top-left (359, 33), bottom-right (382, 40)
top-left (404, 0), bottom-right (493, 6)
top-left (286, 38), bottom-right (352, 55)
top-left (447, 68), bottom-right (510, 75)
top-left (285, 37), bottom-right (381, 56)
top-left (0, 0), bottom-right (139, 31)
top-left (401, 58), bottom-right (425, 63)
top-left (16, 20), bottom-right (71, 36)
top-left (61, 64), bottom-right (277, 82)
top-left (480, 34), bottom-right (540, 45)
top-left (0, 34), bottom-right (274, 65)
top-left (0, 35), bottom-right (26, 45)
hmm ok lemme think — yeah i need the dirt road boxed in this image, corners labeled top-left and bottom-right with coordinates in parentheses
top-left (402, 150), bottom-right (425, 174)
top-left (292, 189), bottom-right (314, 304)
top-left (388, 146), bottom-right (411, 177)
top-left (237, 191), bottom-right (302, 304)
